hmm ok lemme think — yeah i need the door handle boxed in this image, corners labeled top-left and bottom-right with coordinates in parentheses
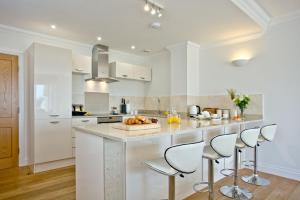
top-left (50, 121), bottom-right (60, 124)
top-left (122, 74), bottom-right (128, 78)
top-left (75, 68), bottom-right (84, 71)
top-left (81, 120), bottom-right (90, 122)
top-left (140, 77), bottom-right (145, 80)
top-left (49, 114), bottom-right (60, 117)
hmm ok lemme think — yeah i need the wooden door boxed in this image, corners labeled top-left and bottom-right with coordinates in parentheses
top-left (0, 53), bottom-right (18, 170)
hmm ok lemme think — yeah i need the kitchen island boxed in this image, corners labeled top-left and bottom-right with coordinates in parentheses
top-left (75, 115), bottom-right (263, 200)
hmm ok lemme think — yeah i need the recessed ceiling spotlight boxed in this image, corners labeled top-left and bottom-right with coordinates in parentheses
top-left (50, 24), bottom-right (56, 29)
top-left (131, 45), bottom-right (136, 50)
top-left (97, 36), bottom-right (102, 41)
top-left (150, 7), bottom-right (156, 15)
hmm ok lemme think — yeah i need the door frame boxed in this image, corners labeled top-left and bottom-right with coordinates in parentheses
top-left (0, 52), bottom-right (19, 169)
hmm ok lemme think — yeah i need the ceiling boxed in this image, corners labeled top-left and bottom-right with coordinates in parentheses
top-left (0, 0), bottom-right (296, 54)
top-left (256, 0), bottom-right (300, 17)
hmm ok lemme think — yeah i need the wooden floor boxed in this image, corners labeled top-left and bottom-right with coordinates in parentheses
top-left (186, 169), bottom-right (300, 200)
top-left (0, 166), bottom-right (75, 200)
top-left (0, 166), bottom-right (299, 200)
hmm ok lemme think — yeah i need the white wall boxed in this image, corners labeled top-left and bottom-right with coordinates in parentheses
top-left (144, 50), bottom-right (171, 96)
top-left (199, 19), bottom-right (300, 180)
top-left (167, 43), bottom-right (188, 96)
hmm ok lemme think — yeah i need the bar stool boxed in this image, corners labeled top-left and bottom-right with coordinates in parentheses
top-left (144, 141), bottom-right (205, 200)
top-left (194, 133), bottom-right (238, 200)
top-left (220, 127), bottom-right (260, 200)
top-left (241, 124), bottom-right (277, 186)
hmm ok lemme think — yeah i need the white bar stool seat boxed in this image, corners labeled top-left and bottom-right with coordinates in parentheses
top-left (241, 124), bottom-right (277, 186)
top-left (202, 146), bottom-right (222, 160)
top-left (145, 141), bottom-right (205, 200)
top-left (194, 133), bottom-right (238, 200)
top-left (145, 158), bottom-right (178, 176)
top-left (220, 127), bottom-right (260, 200)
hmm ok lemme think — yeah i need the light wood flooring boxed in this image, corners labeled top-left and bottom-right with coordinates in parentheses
top-left (0, 166), bottom-right (299, 200)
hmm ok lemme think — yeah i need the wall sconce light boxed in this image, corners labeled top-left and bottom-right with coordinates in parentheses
top-left (232, 58), bottom-right (250, 67)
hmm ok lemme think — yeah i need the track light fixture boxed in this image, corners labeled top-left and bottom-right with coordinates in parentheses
top-left (143, 0), bottom-right (164, 18)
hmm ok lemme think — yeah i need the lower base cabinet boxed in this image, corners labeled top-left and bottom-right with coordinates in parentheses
top-left (72, 117), bottom-right (98, 157)
top-left (34, 119), bottom-right (72, 163)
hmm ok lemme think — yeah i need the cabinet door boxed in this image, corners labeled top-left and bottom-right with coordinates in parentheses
top-left (111, 62), bottom-right (134, 79)
top-left (72, 54), bottom-right (91, 74)
top-left (34, 119), bottom-right (72, 163)
top-left (133, 66), bottom-right (151, 81)
top-left (72, 117), bottom-right (97, 137)
top-left (34, 43), bottom-right (72, 119)
top-left (71, 117), bottom-right (97, 157)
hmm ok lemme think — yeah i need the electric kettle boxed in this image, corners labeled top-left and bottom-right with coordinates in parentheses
top-left (189, 105), bottom-right (201, 116)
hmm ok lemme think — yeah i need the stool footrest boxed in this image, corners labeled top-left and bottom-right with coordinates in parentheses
top-left (193, 182), bottom-right (208, 193)
top-left (220, 168), bottom-right (235, 177)
top-left (242, 160), bottom-right (254, 167)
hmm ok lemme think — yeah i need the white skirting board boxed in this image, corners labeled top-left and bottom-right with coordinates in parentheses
top-left (257, 162), bottom-right (300, 181)
top-left (33, 158), bottom-right (75, 173)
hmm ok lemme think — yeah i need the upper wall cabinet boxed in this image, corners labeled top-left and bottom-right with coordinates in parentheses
top-left (110, 62), bottom-right (151, 82)
top-left (72, 53), bottom-right (91, 74)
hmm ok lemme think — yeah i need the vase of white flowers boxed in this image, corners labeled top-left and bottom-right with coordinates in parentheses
top-left (227, 89), bottom-right (251, 119)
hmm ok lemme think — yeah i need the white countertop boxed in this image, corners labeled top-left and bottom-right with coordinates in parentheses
top-left (74, 115), bottom-right (263, 142)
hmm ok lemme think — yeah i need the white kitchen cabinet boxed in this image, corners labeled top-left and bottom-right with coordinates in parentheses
top-left (110, 62), bottom-right (151, 81)
top-left (133, 66), bottom-right (151, 81)
top-left (33, 43), bottom-right (72, 119)
top-left (26, 43), bottom-right (73, 172)
top-left (110, 62), bottom-right (134, 79)
top-left (34, 119), bottom-right (72, 163)
top-left (72, 117), bottom-right (97, 157)
top-left (72, 53), bottom-right (91, 74)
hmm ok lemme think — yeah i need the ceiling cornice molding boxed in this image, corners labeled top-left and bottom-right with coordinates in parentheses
top-left (270, 9), bottom-right (300, 26)
top-left (202, 31), bottom-right (264, 49)
top-left (166, 41), bottom-right (200, 51)
top-left (231, 0), bottom-right (271, 30)
top-left (0, 24), bottom-right (92, 50)
top-left (198, 0), bottom-right (271, 50)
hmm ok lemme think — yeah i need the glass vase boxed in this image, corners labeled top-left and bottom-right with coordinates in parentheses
top-left (239, 107), bottom-right (245, 119)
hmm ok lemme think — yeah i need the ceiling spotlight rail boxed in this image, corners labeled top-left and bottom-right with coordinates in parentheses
top-left (144, 0), bottom-right (164, 18)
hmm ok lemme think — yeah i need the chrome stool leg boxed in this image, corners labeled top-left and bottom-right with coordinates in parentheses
top-left (168, 176), bottom-right (175, 200)
top-left (193, 158), bottom-right (215, 199)
top-left (220, 148), bottom-right (252, 200)
top-left (241, 145), bottom-right (270, 186)
top-left (208, 159), bottom-right (214, 200)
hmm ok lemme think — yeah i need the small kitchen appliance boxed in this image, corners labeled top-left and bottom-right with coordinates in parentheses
top-left (189, 105), bottom-right (201, 117)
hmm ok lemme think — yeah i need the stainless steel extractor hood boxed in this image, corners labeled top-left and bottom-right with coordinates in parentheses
top-left (85, 44), bottom-right (119, 83)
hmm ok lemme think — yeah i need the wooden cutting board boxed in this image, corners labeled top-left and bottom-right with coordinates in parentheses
top-left (112, 123), bottom-right (161, 131)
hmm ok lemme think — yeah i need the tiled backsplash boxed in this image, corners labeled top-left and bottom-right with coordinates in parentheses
top-left (74, 91), bottom-right (263, 116)
top-left (143, 94), bottom-right (263, 115)
top-left (85, 92), bottom-right (110, 113)
top-left (109, 96), bottom-right (145, 111)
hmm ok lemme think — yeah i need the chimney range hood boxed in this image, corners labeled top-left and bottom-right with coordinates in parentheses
top-left (85, 44), bottom-right (119, 83)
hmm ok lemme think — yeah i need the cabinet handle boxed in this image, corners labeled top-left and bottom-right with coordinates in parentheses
top-left (49, 114), bottom-right (60, 117)
top-left (122, 74), bottom-right (128, 78)
top-left (75, 68), bottom-right (84, 71)
top-left (81, 120), bottom-right (90, 122)
top-left (50, 121), bottom-right (60, 124)
top-left (140, 77), bottom-right (145, 80)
